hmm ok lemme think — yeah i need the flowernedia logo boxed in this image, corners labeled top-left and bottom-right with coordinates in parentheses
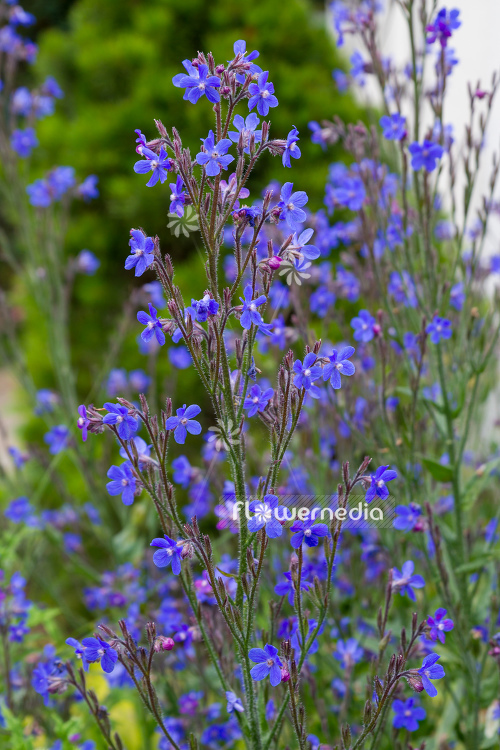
top-left (167, 205), bottom-right (199, 237)
top-left (215, 493), bottom-right (396, 531)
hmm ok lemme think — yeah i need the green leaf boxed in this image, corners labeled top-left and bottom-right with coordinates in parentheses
top-left (462, 457), bottom-right (500, 511)
top-left (421, 457), bottom-right (454, 482)
top-left (455, 554), bottom-right (495, 574)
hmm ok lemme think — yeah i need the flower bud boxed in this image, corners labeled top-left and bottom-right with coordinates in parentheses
top-left (155, 636), bottom-right (175, 652)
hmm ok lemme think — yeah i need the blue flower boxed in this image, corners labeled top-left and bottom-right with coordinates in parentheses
top-left (289, 518), bottom-right (329, 548)
top-left (408, 140), bottom-right (444, 172)
top-left (134, 147), bottom-right (172, 187)
top-left (293, 352), bottom-right (323, 391)
top-left (379, 114), bottom-right (407, 141)
top-left (248, 71), bottom-right (278, 116)
top-left (196, 130), bottom-right (234, 177)
top-left (288, 229), bottom-right (319, 260)
top-left (392, 698), bottom-right (426, 731)
top-left (323, 346), bottom-right (355, 389)
top-left (225, 691), bottom-right (244, 714)
top-left (334, 638), bottom-right (364, 668)
top-left (392, 560), bottom-right (425, 601)
top-left (277, 182), bottom-right (308, 230)
top-left (365, 465), bottom-right (397, 502)
top-left (81, 637), bottom-right (118, 674)
top-left (427, 609), bottom-right (454, 644)
top-left (65, 637), bottom-right (89, 671)
top-left (106, 462), bottom-right (136, 506)
top-left (138, 303), bottom-right (165, 346)
top-left (150, 535), bottom-right (182, 575)
top-left (190, 294), bottom-right (219, 323)
top-left (172, 456), bottom-right (193, 487)
top-left (10, 127), bottom-right (38, 157)
top-left (239, 285), bottom-right (266, 329)
top-left (4, 496), bottom-right (37, 525)
top-left (351, 310), bottom-right (376, 343)
top-left (44, 425), bottom-right (70, 455)
top-left (388, 271), bottom-right (417, 308)
top-left (243, 384), bottom-right (274, 417)
top-left (249, 644), bottom-right (282, 686)
top-left (172, 62), bottom-right (221, 104)
top-left (228, 113), bottom-right (262, 154)
top-left (449, 282), bottom-right (465, 311)
top-left (125, 230), bottom-right (155, 276)
top-left (169, 176), bottom-right (186, 217)
top-left (248, 494), bottom-right (285, 538)
top-left (274, 571), bottom-right (313, 604)
top-left (77, 175), bottom-right (99, 201)
top-left (426, 8), bottom-right (461, 48)
top-left (332, 176), bottom-right (365, 211)
top-left (426, 316), bottom-right (452, 344)
top-left (76, 250), bottom-right (100, 275)
top-left (165, 404), bottom-right (202, 444)
top-left (282, 126), bottom-right (301, 168)
top-left (102, 403), bottom-right (139, 440)
top-left (77, 405), bottom-right (90, 441)
top-left (393, 503), bottom-right (422, 531)
top-left (417, 653), bottom-right (445, 697)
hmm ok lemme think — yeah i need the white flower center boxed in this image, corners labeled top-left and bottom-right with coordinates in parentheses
top-left (304, 368), bottom-right (311, 377)
top-left (262, 90), bottom-right (269, 98)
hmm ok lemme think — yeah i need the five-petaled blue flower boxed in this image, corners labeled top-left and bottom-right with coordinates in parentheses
top-left (408, 140), bottom-right (444, 172)
top-left (288, 229), bottom-right (319, 260)
top-left (289, 518), bottom-right (329, 548)
top-left (225, 691), bottom-right (244, 714)
top-left (165, 404), bottom-right (202, 444)
top-left (392, 560), bottom-right (425, 601)
top-left (393, 503), bottom-right (422, 531)
top-left (427, 609), bottom-right (454, 644)
top-left (249, 644), bottom-right (283, 686)
top-left (278, 182), bottom-right (308, 230)
top-left (334, 638), bottom-right (364, 668)
top-left (44, 425), bottom-right (70, 455)
top-left (282, 126), bottom-right (301, 168)
top-left (125, 230), bottom-right (155, 276)
top-left (426, 316), bottom-right (452, 344)
top-left (191, 294), bottom-right (219, 323)
top-left (274, 571), bottom-right (313, 605)
top-left (351, 310), bottom-right (376, 343)
top-left (228, 113), bottom-right (262, 154)
top-left (240, 284), bottom-right (266, 329)
top-left (379, 114), bottom-right (407, 141)
top-left (248, 71), bottom-right (278, 116)
top-left (426, 8), bottom-right (461, 48)
top-left (365, 465), bottom-right (397, 502)
top-left (150, 535), bottom-right (182, 575)
top-left (323, 346), bottom-right (355, 390)
top-left (293, 352), bottom-right (323, 391)
top-left (66, 637), bottom-right (89, 671)
top-left (243, 384), bottom-right (274, 417)
top-left (106, 462), bottom-right (136, 506)
top-left (173, 62), bottom-right (221, 104)
top-left (196, 130), bottom-right (234, 177)
top-left (417, 653), bottom-right (445, 697)
top-left (169, 176), bottom-right (186, 217)
top-left (248, 494), bottom-right (285, 538)
top-left (81, 637), bottom-right (118, 674)
top-left (102, 403), bottom-right (139, 440)
top-left (392, 697), bottom-right (426, 731)
top-left (138, 303), bottom-right (165, 346)
top-left (134, 147), bottom-right (172, 187)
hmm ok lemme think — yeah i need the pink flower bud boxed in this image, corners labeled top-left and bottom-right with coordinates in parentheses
top-left (280, 666), bottom-right (290, 683)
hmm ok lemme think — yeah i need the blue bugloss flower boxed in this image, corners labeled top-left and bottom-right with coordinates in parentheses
top-left (393, 503), bottom-right (422, 531)
top-left (165, 404), bottom-right (202, 444)
top-left (449, 282), bottom-right (465, 311)
top-left (243, 384), bottom-right (274, 417)
top-left (379, 113), bottom-right (407, 141)
top-left (106, 462), bottom-right (136, 506)
top-left (417, 653), bottom-right (445, 697)
top-left (426, 8), bottom-right (461, 48)
top-left (248, 494), bottom-right (285, 538)
top-left (172, 62), bottom-right (221, 104)
top-left (408, 140), bottom-right (444, 172)
top-left (288, 228), bottom-right (319, 260)
top-left (81, 637), bottom-right (118, 673)
top-left (138, 303), bottom-right (165, 346)
top-left (77, 405), bottom-right (90, 441)
top-left (76, 250), bottom-right (100, 275)
top-left (427, 608), bottom-right (454, 644)
top-left (332, 176), bottom-right (365, 211)
top-left (282, 126), bottom-right (301, 168)
top-left (293, 352), bottom-right (323, 391)
top-left (196, 130), bottom-right (234, 177)
top-left (274, 571), bottom-right (313, 605)
top-left (249, 644), bottom-right (282, 686)
top-left (323, 346), bottom-right (355, 389)
top-left (102, 403), bottom-right (138, 440)
top-left (77, 175), bottom-right (99, 201)
top-left (150, 535), bottom-right (182, 575)
top-left (365, 465), bottom-right (397, 502)
top-left (225, 691), bottom-right (244, 714)
top-left (248, 71), bottom-right (278, 116)
top-left (10, 127), bottom-right (38, 157)
top-left (169, 175), bottom-right (186, 217)
top-left (351, 310), bottom-right (376, 342)
top-left (66, 637), bottom-right (89, 671)
top-left (289, 518), bottom-right (329, 548)
top-left (134, 146), bottom-right (172, 187)
top-left (392, 560), bottom-right (425, 601)
top-left (392, 698), bottom-right (426, 731)
top-left (228, 113), bottom-right (262, 154)
top-left (239, 284), bottom-right (266, 329)
top-left (44, 425), bottom-right (70, 455)
top-left (278, 182), bottom-right (308, 230)
top-left (125, 230), bottom-right (155, 276)
top-left (191, 294), bottom-right (219, 323)
top-left (334, 638), bottom-right (364, 668)
top-left (426, 316), bottom-right (452, 344)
